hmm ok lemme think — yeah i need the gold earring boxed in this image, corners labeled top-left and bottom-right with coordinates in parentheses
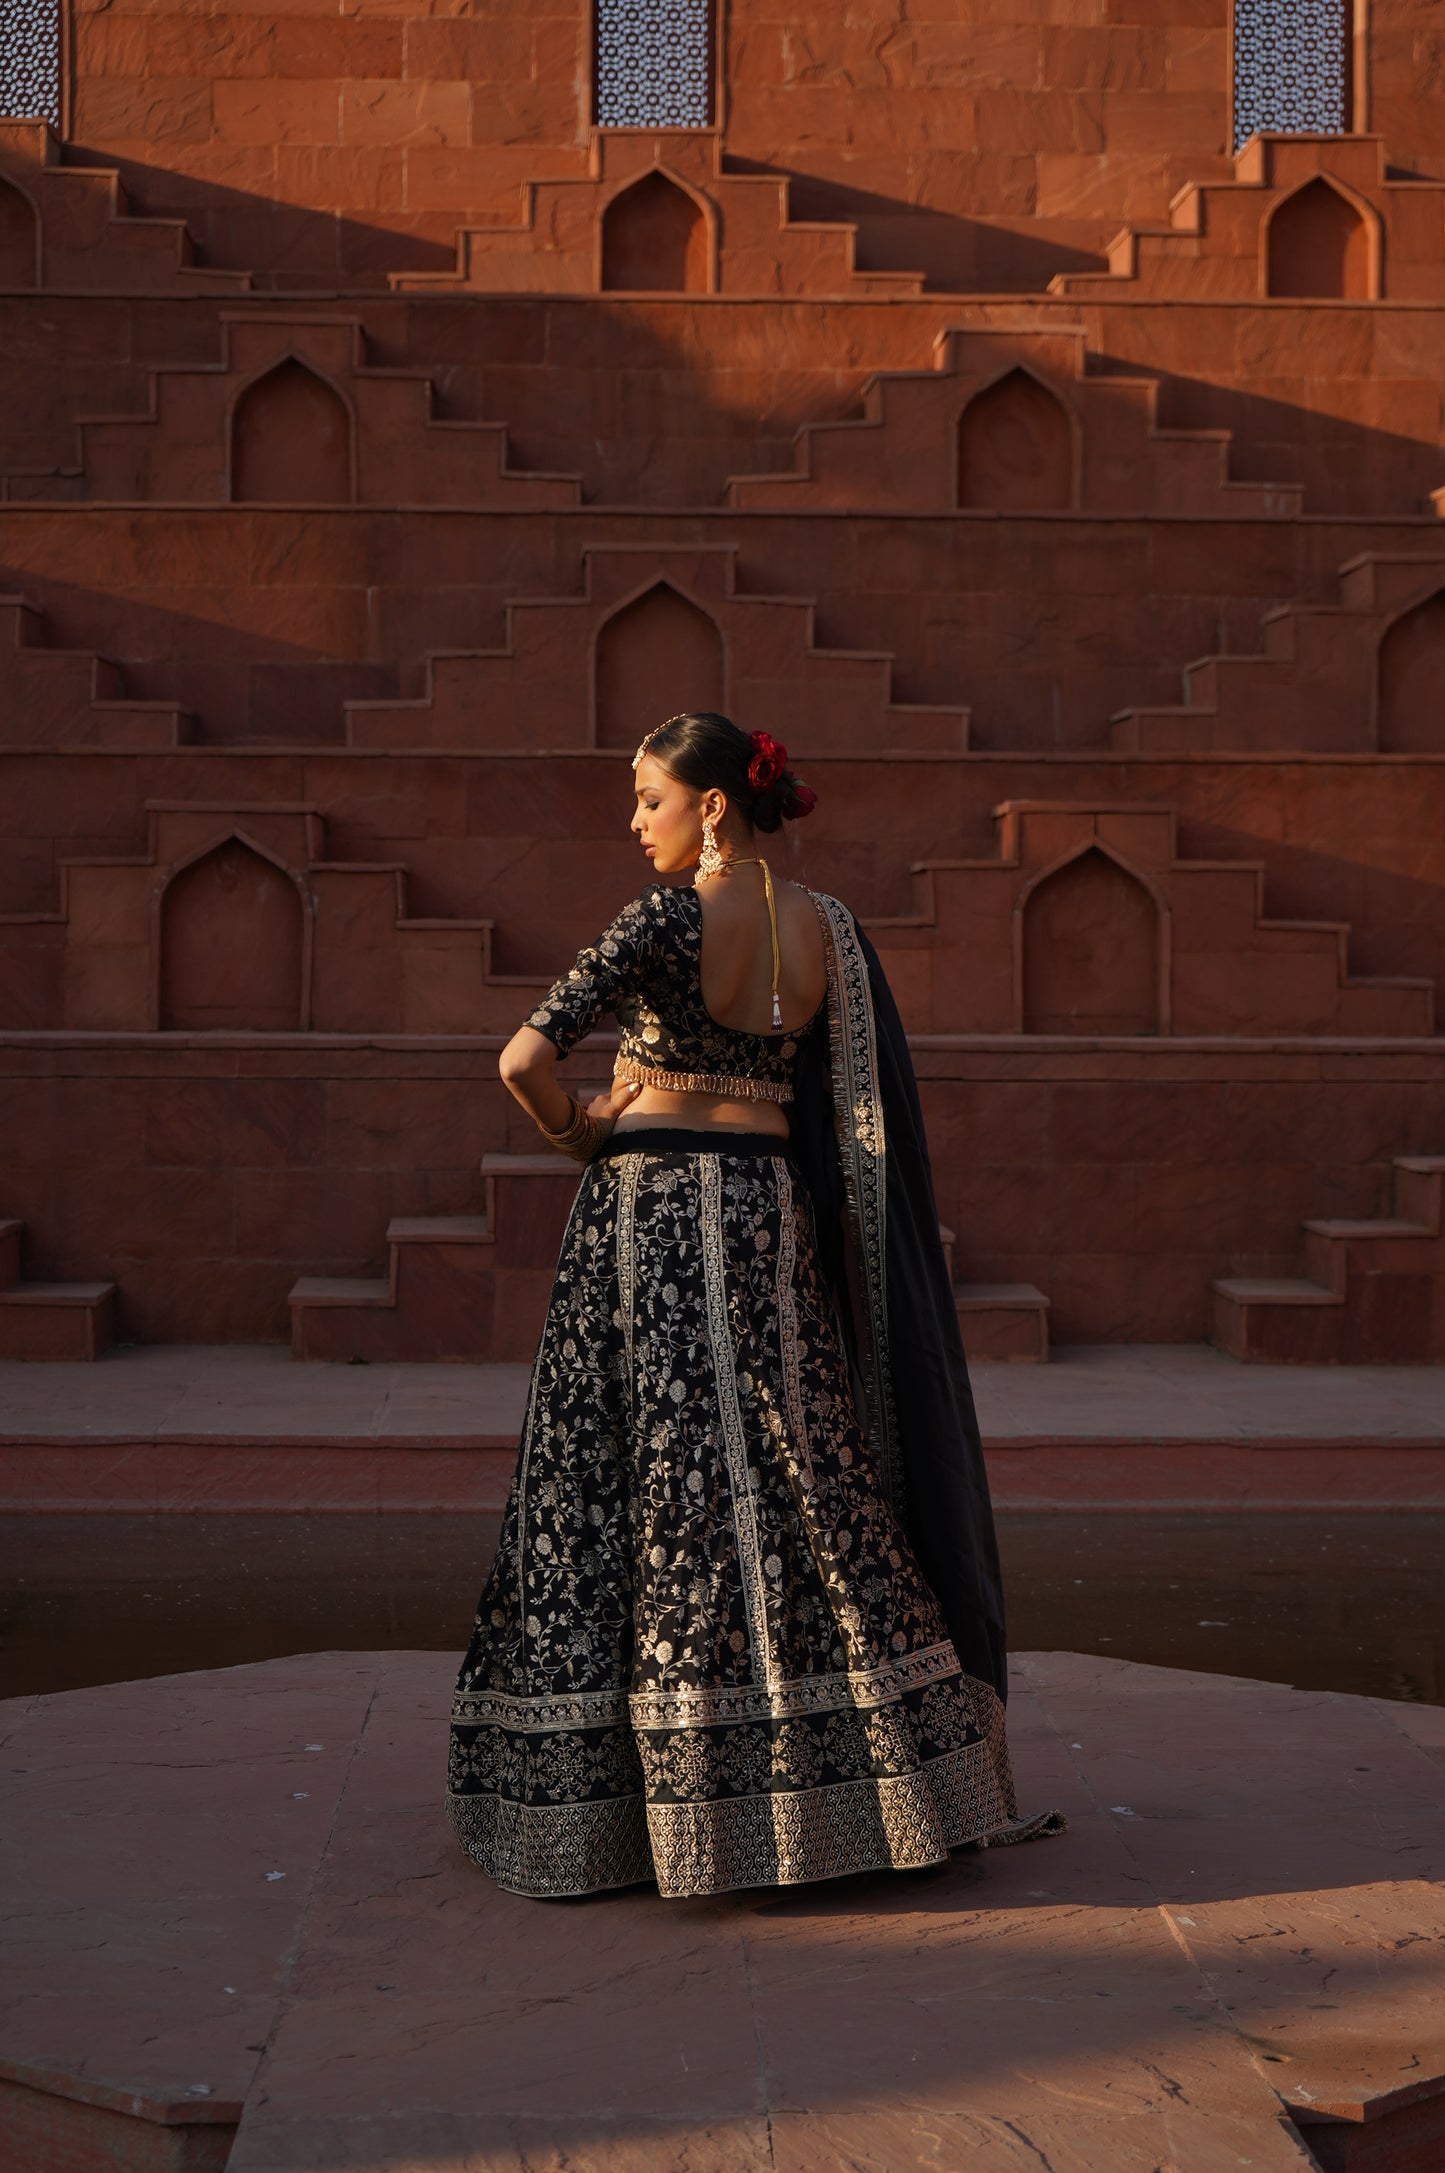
top-left (696, 814), bottom-right (725, 882)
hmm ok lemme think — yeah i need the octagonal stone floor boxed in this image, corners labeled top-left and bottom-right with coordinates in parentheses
top-left (3, 1647), bottom-right (1443, 2172)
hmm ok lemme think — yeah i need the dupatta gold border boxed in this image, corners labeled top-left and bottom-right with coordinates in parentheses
top-left (811, 890), bottom-right (905, 1522)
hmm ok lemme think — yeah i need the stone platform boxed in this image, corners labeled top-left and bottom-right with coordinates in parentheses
top-left (2, 1343), bottom-right (1444, 1513)
top-left (2, 1651), bottom-right (1443, 2173)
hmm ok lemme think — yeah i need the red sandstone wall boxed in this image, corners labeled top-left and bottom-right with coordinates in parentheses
top-left (63, 0), bottom-right (1240, 289)
top-left (60, 0), bottom-right (1445, 289)
top-left (723, 0), bottom-right (1235, 287)
top-left (6, 748), bottom-right (1445, 983)
top-left (69, 0), bottom-right (594, 281)
top-left (7, 292), bottom-right (1444, 515)
top-left (1369, 0), bottom-right (1445, 175)
top-left (3, 11), bottom-right (1445, 1357)
top-left (3, 1040), bottom-right (1440, 1346)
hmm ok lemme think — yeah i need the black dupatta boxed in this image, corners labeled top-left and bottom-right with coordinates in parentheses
top-left (792, 894), bottom-right (1009, 1706)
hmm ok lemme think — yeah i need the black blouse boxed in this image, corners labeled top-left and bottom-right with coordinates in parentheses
top-left (525, 883), bottom-right (822, 1105)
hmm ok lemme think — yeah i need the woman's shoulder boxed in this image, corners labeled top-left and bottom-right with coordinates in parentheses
top-left (792, 883), bottom-right (854, 926)
top-left (627, 880), bottom-right (701, 926)
top-left (596, 881), bottom-right (699, 950)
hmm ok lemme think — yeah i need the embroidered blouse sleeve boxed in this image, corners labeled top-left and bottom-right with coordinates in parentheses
top-left (523, 890), bottom-right (665, 1059)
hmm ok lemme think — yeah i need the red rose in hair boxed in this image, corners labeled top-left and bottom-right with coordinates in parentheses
top-left (784, 780), bottom-right (818, 820)
top-left (747, 732), bottom-right (788, 791)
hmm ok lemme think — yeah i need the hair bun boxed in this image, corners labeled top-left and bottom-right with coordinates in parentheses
top-left (746, 733), bottom-right (788, 793)
top-left (746, 732), bottom-right (817, 823)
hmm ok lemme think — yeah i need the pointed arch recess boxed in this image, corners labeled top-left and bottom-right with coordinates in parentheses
top-left (593, 580), bottom-right (725, 748)
top-left (1017, 844), bottom-right (1165, 1036)
top-left (599, 169), bottom-right (712, 294)
top-left (157, 834), bottom-right (308, 1031)
top-left (229, 356), bottom-right (355, 504)
top-left (957, 367), bottom-right (1078, 514)
top-left (1263, 174), bottom-right (1378, 299)
top-left (1377, 586), bottom-right (1445, 754)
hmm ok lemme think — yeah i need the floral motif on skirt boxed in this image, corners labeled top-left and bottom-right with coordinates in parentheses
top-left (448, 1142), bottom-right (1026, 1900)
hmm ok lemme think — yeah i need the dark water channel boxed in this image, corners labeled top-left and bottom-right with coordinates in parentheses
top-left (2, 1512), bottom-right (1442, 1705)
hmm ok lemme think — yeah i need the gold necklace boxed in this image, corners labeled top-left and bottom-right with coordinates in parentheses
top-left (711, 855), bottom-right (783, 1031)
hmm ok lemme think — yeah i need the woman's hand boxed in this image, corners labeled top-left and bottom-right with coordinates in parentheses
top-left (498, 1030), bottom-right (640, 1149)
top-left (584, 1076), bottom-right (643, 1135)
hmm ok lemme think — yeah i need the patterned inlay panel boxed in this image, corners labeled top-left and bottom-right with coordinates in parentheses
top-left (0, 0), bottom-right (60, 125)
top-left (1233, 0), bottom-right (1348, 151)
top-left (595, 0), bottom-right (712, 129)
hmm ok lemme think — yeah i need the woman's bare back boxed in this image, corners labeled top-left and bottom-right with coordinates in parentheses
top-left (695, 867), bottom-right (827, 1037)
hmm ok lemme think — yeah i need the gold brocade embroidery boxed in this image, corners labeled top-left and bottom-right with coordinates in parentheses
top-left (628, 1641), bottom-right (966, 1729)
top-left (613, 1054), bottom-right (794, 1105)
top-left (516, 1174), bottom-right (591, 1673)
top-left (448, 1728), bottom-right (1023, 1901)
top-left (512, 1303), bottom-right (550, 1675)
top-left (449, 1673), bottom-right (1061, 1898)
top-left (811, 891), bottom-right (904, 1519)
top-left (454, 1684), bottom-right (631, 1731)
top-left (772, 1165), bottom-right (817, 1497)
top-left (448, 1791), bottom-right (654, 1899)
top-left (700, 1155), bottom-right (775, 1688)
top-left (644, 1743), bottom-right (999, 1897)
top-left (615, 1151), bottom-right (641, 1395)
top-left (453, 1642), bottom-right (969, 1735)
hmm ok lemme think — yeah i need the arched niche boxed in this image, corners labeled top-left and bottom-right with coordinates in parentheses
top-left (230, 358), bottom-right (353, 504)
top-left (600, 171), bottom-right (709, 294)
top-left (0, 175), bottom-right (38, 289)
top-left (159, 837), bottom-right (305, 1031)
top-left (1377, 588), bottom-right (1445, 753)
top-left (594, 582), bottom-right (724, 748)
top-left (1021, 847), bottom-right (1160, 1036)
top-left (957, 369), bottom-right (1074, 514)
top-left (1265, 177), bottom-right (1373, 300)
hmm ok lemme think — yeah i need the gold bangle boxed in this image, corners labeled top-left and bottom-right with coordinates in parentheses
top-left (537, 1096), bottom-right (604, 1164)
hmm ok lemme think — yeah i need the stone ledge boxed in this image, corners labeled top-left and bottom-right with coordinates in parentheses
top-left (2, 1345), bottom-right (1444, 1513)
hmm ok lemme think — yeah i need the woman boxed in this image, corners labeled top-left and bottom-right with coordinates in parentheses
top-left (448, 712), bottom-right (1059, 1899)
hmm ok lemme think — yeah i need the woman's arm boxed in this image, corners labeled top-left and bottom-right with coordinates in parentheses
top-left (499, 1026), bottom-right (640, 1136)
top-left (504, 891), bottom-right (663, 1145)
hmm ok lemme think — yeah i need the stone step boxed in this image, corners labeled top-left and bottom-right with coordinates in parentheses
top-left (63, 315), bottom-right (582, 510)
top-left (1394, 1158), bottom-right (1445, 1228)
top-left (341, 543), bottom-right (967, 761)
top-left (289, 1170), bottom-right (576, 1365)
top-left (0, 1280), bottom-right (117, 1362)
top-left (955, 1283), bottom-right (1050, 1365)
top-left (0, 1213), bottom-right (116, 1359)
top-left (1215, 1275), bottom-right (1338, 1305)
top-left (0, 120), bottom-right (251, 296)
top-left (1301, 1219), bottom-right (1444, 1307)
top-left (387, 1214), bottom-right (493, 1244)
top-left (0, 593), bottom-right (195, 748)
top-left (288, 1170), bottom-right (1046, 1374)
top-left (1049, 135), bottom-right (1445, 311)
top-left (871, 799), bottom-right (1437, 1040)
top-left (1213, 1151), bottom-right (1445, 1363)
top-left (390, 131), bottom-right (926, 301)
top-left (726, 326), bottom-right (1302, 521)
top-left (288, 1275), bottom-right (391, 1309)
top-left (1212, 1278), bottom-right (1343, 1366)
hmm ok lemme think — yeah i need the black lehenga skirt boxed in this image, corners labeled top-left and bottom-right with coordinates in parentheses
top-left (447, 1128), bottom-right (1029, 1900)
